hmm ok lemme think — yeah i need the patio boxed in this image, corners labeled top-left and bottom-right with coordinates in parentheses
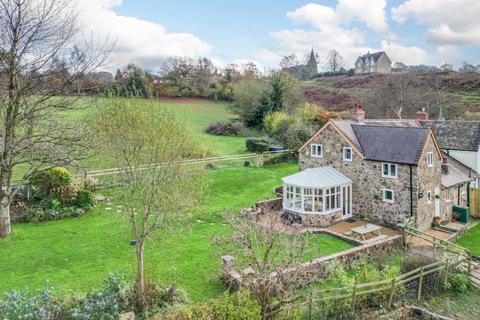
top-left (325, 219), bottom-right (399, 243)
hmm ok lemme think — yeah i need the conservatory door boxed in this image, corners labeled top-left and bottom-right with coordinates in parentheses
top-left (342, 185), bottom-right (352, 219)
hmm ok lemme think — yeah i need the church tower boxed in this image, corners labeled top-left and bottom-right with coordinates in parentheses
top-left (306, 48), bottom-right (318, 78)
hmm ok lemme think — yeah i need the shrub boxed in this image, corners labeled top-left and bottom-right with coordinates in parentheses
top-left (75, 189), bottom-right (95, 209)
top-left (162, 290), bottom-right (261, 320)
top-left (76, 176), bottom-right (99, 193)
top-left (448, 272), bottom-right (471, 293)
top-left (71, 273), bottom-right (134, 319)
top-left (313, 111), bottom-right (341, 127)
top-left (205, 121), bottom-right (242, 136)
top-left (297, 102), bottom-right (324, 122)
top-left (18, 205), bottom-right (86, 223)
top-left (0, 287), bottom-right (66, 319)
top-left (270, 121), bottom-right (314, 150)
top-left (30, 167), bottom-right (72, 196)
top-left (263, 112), bottom-right (289, 133)
top-left (401, 254), bottom-right (444, 298)
top-left (245, 138), bottom-right (269, 153)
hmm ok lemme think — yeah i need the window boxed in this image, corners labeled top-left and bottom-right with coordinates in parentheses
top-left (426, 191), bottom-right (432, 204)
top-left (445, 188), bottom-right (451, 202)
top-left (427, 152), bottom-right (434, 167)
top-left (303, 188), bottom-right (313, 212)
top-left (313, 189), bottom-right (324, 213)
top-left (460, 184), bottom-right (466, 195)
top-left (285, 185), bottom-right (294, 209)
top-left (383, 189), bottom-right (395, 203)
top-left (325, 187), bottom-right (341, 211)
top-left (382, 163), bottom-right (397, 178)
top-left (343, 147), bottom-right (353, 161)
top-left (311, 144), bottom-right (322, 158)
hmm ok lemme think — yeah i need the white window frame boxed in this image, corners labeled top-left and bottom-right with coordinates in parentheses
top-left (383, 188), bottom-right (395, 203)
top-left (426, 190), bottom-right (432, 204)
top-left (427, 152), bottom-right (434, 167)
top-left (310, 144), bottom-right (323, 158)
top-left (343, 147), bottom-right (353, 161)
top-left (445, 188), bottom-right (452, 202)
top-left (382, 163), bottom-right (397, 179)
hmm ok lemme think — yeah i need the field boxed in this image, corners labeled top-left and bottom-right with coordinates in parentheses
top-left (0, 97), bottom-right (353, 302)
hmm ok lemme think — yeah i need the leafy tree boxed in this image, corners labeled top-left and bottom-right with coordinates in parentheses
top-left (91, 100), bottom-right (205, 311)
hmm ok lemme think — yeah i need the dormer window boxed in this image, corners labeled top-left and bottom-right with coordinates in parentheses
top-left (343, 147), bottom-right (352, 161)
top-left (311, 144), bottom-right (322, 158)
top-left (382, 163), bottom-right (397, 179)
top-left (427, 152), bottom-right (434, 167)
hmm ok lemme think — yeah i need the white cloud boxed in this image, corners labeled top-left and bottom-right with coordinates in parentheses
top-left (380, 41), bottom-right (428, 65)
top-left (392, 0), bottom-right (480, 45)
top-left (75, 0), bottom-right (212, 69)
top-left (255, 49), bottom-right (283, 64)
top-left (336, 0), bottom-right (391, 35)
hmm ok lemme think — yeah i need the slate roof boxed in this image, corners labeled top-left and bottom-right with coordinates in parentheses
top-left (420, 121), bottom-right (480, 151)
top-left (351, 125), bottom-right (430, 165)
top-left (357, 51), bottom-right (386, 63)
top-left (441, 153), bottom-right (475, 187)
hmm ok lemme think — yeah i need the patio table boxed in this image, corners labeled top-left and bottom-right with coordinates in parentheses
top-left (350, 223), bottom-right (382, 240)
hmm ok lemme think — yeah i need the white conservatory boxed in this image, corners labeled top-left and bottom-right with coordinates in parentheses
top-left (282, 167), bottom-right (352, 226)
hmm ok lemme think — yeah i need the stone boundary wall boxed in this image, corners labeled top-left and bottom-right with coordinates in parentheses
top-left (255, 198), bottom-right (282, 212)
top-left (222, 233), bottom-right (403, 289)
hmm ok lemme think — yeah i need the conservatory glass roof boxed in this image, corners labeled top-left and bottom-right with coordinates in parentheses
top-left (282, 167), bottom-right (351, 188)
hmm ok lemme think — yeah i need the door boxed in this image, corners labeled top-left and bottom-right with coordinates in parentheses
top-left (434, 187), bottom-right (441, 217)
top-left (342, 185), bottom-right (352, 219)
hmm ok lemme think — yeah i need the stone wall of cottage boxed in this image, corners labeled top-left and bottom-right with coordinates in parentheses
top-left (412, 134), bottom-right (443, 230)
top-left (441, 184), bottom-right (468, 220)
top-left (299, 124), bottom-right (413, 228)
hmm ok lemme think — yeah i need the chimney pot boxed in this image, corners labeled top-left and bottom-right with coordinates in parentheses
top-left (352, 104), bottom-right (365, 122)
top-left (416, 109), bottom-right (429, 121)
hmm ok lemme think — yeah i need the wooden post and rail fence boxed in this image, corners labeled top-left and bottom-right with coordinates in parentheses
top-left (275, 226), bottom-right (478, 319)
top-left (83, 150), bottom-right (295, 179)
top-left (277, 256), bottom-right (469, 319)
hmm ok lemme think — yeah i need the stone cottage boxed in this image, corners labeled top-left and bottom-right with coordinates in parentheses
top-left (281, 106), bottom-right (472, 231)
top-left (354, 51), bottom-right (392, 74)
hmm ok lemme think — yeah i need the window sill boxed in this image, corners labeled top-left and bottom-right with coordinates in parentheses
top-left (382, 175), bottom-right (398, 179)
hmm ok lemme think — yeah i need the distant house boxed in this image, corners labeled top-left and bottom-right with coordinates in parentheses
top-left (354, 51), bottom-right (392, 74)
top-left (283, 49), bottom-right (318, 80)
top-left (280, 106), bottom-right (472, 231)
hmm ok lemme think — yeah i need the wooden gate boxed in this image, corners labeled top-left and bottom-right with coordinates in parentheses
top-left (469, 187), bottom-right (480, 218)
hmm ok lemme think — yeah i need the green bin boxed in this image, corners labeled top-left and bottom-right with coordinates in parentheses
top-left (453, 205), bottom-right (470, 224)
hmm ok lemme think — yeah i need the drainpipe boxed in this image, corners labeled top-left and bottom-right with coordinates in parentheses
top-left (467, 181), bottom-right (471, 207)
top-left (457, 186), bottom-right (461, 206)
top-left (409, 165), bottom-right (414, 218)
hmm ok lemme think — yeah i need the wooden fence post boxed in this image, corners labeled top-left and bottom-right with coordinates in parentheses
top-left (307, 292), bottom-right (313, 320)
top-left (351, 285), bottom-right (357, 314)
top-left (444, 260), bottom-right (449, 287)
top-left (388, 278), bottom-right (396, 309)
top-left (417, 266), bottom-right (424, 301)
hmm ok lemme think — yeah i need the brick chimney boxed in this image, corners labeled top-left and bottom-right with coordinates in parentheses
top-left (352, 104), bottom-right (365, 122)
top-left (441, 157), bottom-right (449, 174)
top-left (416, 108), bottom-right (429, 121)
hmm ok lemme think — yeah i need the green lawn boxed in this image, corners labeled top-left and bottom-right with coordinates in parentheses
top-left (457, 223), bottom-right (480, 256)
top-left (0, 163), bottom-right (353, 301)
top-left (12, 97), bottom-right (252, 178)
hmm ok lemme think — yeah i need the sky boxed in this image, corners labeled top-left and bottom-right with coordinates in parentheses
top-left (77, 0), bottom-right (480, 71)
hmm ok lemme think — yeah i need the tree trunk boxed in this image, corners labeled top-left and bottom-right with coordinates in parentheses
top-left (135, 240), bottom-right (147, 310)
top-left (0, 192), bottom-right (11, 238)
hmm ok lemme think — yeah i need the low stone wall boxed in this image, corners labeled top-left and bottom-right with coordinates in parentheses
top-left (255, 198), bottom-right (283, 212)
top-left (221, 233), bottom-right (403, 289)
top-left (291, 210), bottom-right (343, 227)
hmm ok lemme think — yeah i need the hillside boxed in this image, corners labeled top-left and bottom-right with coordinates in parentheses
top-left (303, 72), bottom-right (480, 119)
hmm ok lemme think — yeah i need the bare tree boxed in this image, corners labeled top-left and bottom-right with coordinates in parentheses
top-left (91, 101), bottom-right (205, 311)
top-left (279, 54), bottom-right (299, 69)
top-left (217, 211), bottom-right (312, 319)
top-left (325, 49), bottom-right (344, 73)
top-left (0, 0), bottom-right (110, 237)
